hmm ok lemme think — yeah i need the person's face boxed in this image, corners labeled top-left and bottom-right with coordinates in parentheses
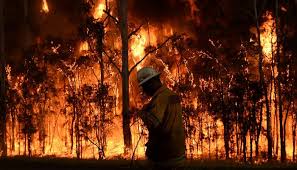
top-left (140, 79), bottom-right (155, 97)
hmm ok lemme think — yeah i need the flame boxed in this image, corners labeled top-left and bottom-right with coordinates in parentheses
top-left (259, 12), bottom-right (295, 160)
top-left (130, 25), bottom-right (172, 70)
top-left (260, 12), bottom-right (277, 60)
top-left (79, 41), bottom-right (89, 53)
top-left (41, 0), bottom-right (49, 13)
top-left (6, 0), bottom-right (297, 161)
top-left (93, 1), bottom-right (106, 20)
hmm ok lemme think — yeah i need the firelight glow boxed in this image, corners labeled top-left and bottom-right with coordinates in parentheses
top-left (41, 0), bottom-right (49, 13)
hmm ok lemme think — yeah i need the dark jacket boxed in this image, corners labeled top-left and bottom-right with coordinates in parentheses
top-left (139, 86), bottom-right (185, 161)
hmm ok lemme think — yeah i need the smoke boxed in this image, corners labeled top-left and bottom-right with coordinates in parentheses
top-left (4, 0), bottom-right (86, 67)
top-left (3, 0), bottom-right (279, 69)
top-left (129, 0), bottom-right (188, 23)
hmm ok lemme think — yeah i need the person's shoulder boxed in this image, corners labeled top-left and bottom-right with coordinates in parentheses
top-left (162, 87), bottom-right (181, 103)
top-left (155, 87), bottom-right (181, 105)
top-left (164, 87), bottom-right (178, 96)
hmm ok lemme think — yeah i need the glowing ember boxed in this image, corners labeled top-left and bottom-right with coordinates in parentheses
top-left (41, 0), bottom-right (49, 13)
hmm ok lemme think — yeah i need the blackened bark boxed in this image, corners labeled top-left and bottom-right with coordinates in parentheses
top-left (293, 107), bottom-right (296, 161)
top-left (118, 0), bottom-right (132, 153)
top-left (255, 104), bottom-right (263, 160)
top-left (254, 0), bottom-right (273, 160)
top-left (275, 0), bottom-right (286, 162)
top-left (243, 135), bottom-right (247, 162)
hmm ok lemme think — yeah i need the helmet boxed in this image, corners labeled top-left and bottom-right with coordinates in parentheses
top-left (137, 67), bottom-right (161, 86)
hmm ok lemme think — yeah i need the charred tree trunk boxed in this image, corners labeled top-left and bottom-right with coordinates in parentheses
top-left (293, 106), bottom-right (297, 161)
top-left (250, 133), bottom-right (253, 162)
top-left (199, 112), bottom-right (203, 155)
top-left (274, 79), bottom-right (279, 157)
top-left (118, 0), bottom-right (132, 153)
top-left (223, 112), bottom-right (230, 159)
top-left (18, 122), bottom-right (21, 155)
top-left (39, 99), bottom-right (46, 154)
top-left (275, 0), bottom-right (286, 162)
top-left (271, 28), bottom-right (279, 158)
top-left (11, 108), bottom-right (16, 152)
top-left (97, 23), bottom-right (107, 159)
top-left (243, 134), bottom-right (247, 162)
top-left (236, 112), bottom-right (239, 158)
top-left (254, 0), bottom-right (273, 160)
top-left (208, 120), bottom-right (211, 159)
top-left (255, 103), bottom-right (263, 160)
top-left (28, 133), bottom-right (32, 157)
top-left (220, 79), bottom-right (230, 159)
top-left (214, 121), bottom-right (219, 160)
top-left (24, 133), bottom-right (27, 156)
top-left (293, 123), bottom-right (296, 161)
top-left (70, 100), bottom-right (76, 153)
top-left (0, 0), bottom-right (7, 157)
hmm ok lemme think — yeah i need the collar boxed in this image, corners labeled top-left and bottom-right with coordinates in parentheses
top-left (151, 85), bottom-right (167, 99)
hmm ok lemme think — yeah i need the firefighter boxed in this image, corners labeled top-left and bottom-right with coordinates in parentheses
top-left (137, 67), bottom-right (186, 170)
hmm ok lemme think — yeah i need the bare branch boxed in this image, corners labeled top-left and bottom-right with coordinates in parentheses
top-left (128, 23), bottom-right (144, 39)
top-left (103, 50), bottom-right (122, 75)
top-left (129, 36), bottom-right (173, 74)
top-left (91, 67), bottom-right (100, 83)
top-left (103, 9), bottom-right (119, 25)
top-left (84, 135), bottom-right (101, 149)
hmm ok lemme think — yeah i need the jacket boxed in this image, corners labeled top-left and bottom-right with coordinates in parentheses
top-left (139, 86), bottom-right (185, 161)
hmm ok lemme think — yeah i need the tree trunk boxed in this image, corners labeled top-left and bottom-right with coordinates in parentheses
top-left (243, 134), bottom-right (247, 162)
top-left (118, 0), bottom-right (132, 153)
top-left (274, 81), bottom-right (279, 157)
top-left (214, 121), bottom-right (219, 160)
top-left (250, 133), bottom-right (253, 162)
top-left (255, 103), bottom-right (263, 160)
top-left (275, 0), bottom-right (286, 162)
top-left (199, 112), bottom-right (203, 155)
top-left (28, 134), bottom-right (32, 157)
top-left (0, 0), bottom-right (7, 157)
top-left (11, 109), bottom-right (15, 152)
top-left (293, 112), bottom-right (296, 161)
top-left (223, 117), bottom-right (230, 159)
top-left (254, 0), bottom-right (273, 160)
top-left (208, 120), bottom-right (211, 159)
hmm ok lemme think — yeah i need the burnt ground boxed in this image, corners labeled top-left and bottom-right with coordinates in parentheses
top-left (0, 157), bottom-right (296, 170)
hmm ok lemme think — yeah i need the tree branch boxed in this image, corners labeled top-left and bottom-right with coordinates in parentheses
top-left (84, 135), bottom-right (101, 149)
top-left (129, 36), bottom-right (173, 75)
top-left (128, 23), bottom-right (144, 39)
top-left (102, 50), bottom-right (122, 75)
top-left (284, 85), bottom-right (294, 127)
top-left (91, 67), bottom-right (100, 83)
top-left (103, 9), bottom-right (119, 25)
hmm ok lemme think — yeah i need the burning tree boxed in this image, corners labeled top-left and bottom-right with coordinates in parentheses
top-left (1, 0), bottom-right (297, 163)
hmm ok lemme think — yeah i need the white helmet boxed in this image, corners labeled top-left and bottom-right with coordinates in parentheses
top-left (137, 67), bottom-right (161, 86)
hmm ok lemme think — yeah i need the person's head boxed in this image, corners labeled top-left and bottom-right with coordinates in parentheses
top-left (137, 67), bottom-right (162, 97)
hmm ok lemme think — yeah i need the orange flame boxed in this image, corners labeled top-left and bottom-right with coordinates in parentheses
top-left (79, 41), bottom-right (89, 53)
top-left (93, 1), bottom-right (106, 20)
top-left (130, 25), bottom-right (173, 70)
top-left (41, 0), bottom-right (49, 13)
top-left (260, 12), bottom-right (276, 60)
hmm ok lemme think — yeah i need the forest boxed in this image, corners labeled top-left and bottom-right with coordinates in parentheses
top-left (0, 0), bottom-right (297, 165)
